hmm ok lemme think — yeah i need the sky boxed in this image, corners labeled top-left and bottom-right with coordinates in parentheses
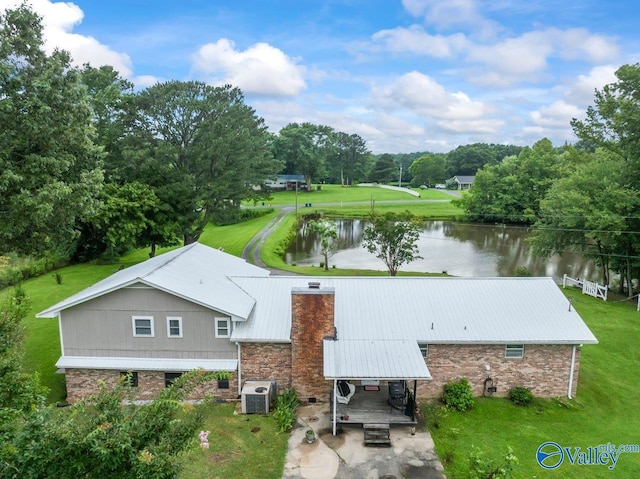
top-left (2, 0), bottom-right (639, 154)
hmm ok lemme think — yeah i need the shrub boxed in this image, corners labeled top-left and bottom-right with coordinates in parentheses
top-left (273, 388), bottom-right (299, 432)
top-left (509, 387), bottom-right (534, 406)
top-left (469, 446), bottom-right (517, 478)
top-left (441, 378), bottom-right (474, 411)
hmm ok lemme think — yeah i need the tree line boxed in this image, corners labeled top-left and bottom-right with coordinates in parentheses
top-left (457, 63), bottom-right (640, 295)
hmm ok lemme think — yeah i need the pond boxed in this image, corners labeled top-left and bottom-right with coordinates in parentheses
top-left (284, 219), bottom-right (601, 280)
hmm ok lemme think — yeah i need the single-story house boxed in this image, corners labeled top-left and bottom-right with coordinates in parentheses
top-left (264, 175), bottom-right (308, 191)
top-left (38, 243), bottom-right (597, 418)
top-left (452, 175), bottom-right (475, 190)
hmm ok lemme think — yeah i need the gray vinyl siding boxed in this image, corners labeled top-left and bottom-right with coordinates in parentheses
top-left (61, 285), bottom-right (236, 359)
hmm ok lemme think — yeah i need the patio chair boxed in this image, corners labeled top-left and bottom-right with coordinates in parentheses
top-left (336, 380), bottom-right (356, 404)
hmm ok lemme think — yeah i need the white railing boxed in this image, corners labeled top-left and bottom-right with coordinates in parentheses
top-left (563, 274), bottom-right (607, 301)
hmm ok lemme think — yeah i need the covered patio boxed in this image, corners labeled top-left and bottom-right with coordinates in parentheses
top-left (324, 339), bottom-right (432, 436)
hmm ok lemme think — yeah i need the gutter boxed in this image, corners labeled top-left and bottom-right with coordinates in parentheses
top-left (567, 345), bottom-right (577, 399)
top-left (236, 342), bottom-right (242, 396)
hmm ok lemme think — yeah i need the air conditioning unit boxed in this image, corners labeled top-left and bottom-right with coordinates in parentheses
top-left (241, 381), bottom-right (275, 414)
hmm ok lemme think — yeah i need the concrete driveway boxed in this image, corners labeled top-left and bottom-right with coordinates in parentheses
top-left (283, 404), bottom-right (446, 479)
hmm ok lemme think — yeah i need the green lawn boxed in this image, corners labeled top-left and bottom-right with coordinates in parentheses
top-left (179, 403), bottom-right (288, 479)
top-left (247, 184), bottom-right (451, 206)
top-left (429, 290), bottom-right (640, 478)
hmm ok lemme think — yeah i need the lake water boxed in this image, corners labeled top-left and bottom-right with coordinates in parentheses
top-left (284, 219), bottom-right (601, 280)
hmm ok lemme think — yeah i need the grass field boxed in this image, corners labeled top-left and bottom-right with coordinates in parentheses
top-left (178, 403), bottom-right (288, 479)
top-left (246, 183), bottom-right (447, 206)
top-left (4, 187), bottom-right (639, 477)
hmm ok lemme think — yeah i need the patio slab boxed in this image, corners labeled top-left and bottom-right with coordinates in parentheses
top-left (283, 404), bottom-right (446, 479)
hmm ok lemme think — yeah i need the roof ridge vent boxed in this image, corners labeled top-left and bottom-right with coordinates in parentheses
top-left (308, 281), bottom-right (321, 289)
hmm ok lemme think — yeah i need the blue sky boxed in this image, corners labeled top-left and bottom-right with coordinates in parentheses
top-left (4, 0), bottom-right (640, 153)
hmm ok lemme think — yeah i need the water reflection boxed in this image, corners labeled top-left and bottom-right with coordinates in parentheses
top-left (285, 219), bottom-right (600, 280)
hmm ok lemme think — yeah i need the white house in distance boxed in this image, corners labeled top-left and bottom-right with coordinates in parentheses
top-left (38, 243), bottom-right (597, 432)
top-left (452, 175), bottom-right (475, 190)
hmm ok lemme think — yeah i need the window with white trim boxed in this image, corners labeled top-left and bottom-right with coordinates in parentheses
top-left (419, 343), bottom-right (429, 358)
top-left (167, 317), bottom-right (182, 338)
top-left (215, 317), bottom-right (230, 338)
top-left (132, 316), bottom-right (154, 337)
top-left (505, 344), bottom-right (524, 358)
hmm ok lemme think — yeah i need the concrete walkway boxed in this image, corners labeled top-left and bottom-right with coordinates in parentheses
top-left (283, 404), bottom-right (446, 479)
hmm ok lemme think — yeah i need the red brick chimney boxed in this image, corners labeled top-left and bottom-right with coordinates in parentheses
top-left (290, 282), bottom-right (335, 402)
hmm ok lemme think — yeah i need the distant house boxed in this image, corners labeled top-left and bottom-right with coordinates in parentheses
top-left (265, 175), bottom-right (308, 191)
top-left (39, 243), bottom-right (597, 413)
top-left (452, 175), bottom-right (475, 190)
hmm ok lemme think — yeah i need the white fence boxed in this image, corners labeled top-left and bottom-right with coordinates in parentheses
top-left (563, 274), bottom-right (607, 301)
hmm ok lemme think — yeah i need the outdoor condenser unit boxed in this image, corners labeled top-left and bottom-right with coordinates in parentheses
top-left (241, 381), bottom-right (274, 414)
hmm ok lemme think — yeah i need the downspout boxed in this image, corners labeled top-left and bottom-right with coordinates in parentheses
top-left (567, 345), bottom-right (576, 399)
top-left (332, 379), bottom-right (337, 436)
top-left (236, 342), bottom-right (242, 396)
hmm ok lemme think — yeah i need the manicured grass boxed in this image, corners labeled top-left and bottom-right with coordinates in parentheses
top-left (179, 403), bottom-right (288, 479)
top-left (429, 291), bottom-right (640, 478)
top-left (250, 184), bottom-right (449, 206)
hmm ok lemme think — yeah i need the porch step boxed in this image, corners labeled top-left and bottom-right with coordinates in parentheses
top-left (363, 423), bottom-right (391, 447)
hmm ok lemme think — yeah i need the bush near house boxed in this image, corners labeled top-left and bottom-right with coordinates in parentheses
top-left (441, 378), bottom-right (474, 411)
top-left (508, 386), bottom-right (534, 406)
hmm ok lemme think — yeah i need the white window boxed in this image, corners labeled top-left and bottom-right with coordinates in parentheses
top-left (167, 317), bottom-right (182, 338)
top-left (419, 343), bottom-right (429, 358)
top-left (215, 317), bottom-right (230, 338)
top-left (505, 344), bottom-right (524, 359)
top-left (132, 316), bottom-right (154, 337)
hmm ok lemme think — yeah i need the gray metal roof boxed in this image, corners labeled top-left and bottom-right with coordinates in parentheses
top-left (230, 276), bottom-right (598, 345)
top-left (323, 339), bottom-right (432, 379)
top-left (37, 243), bottom-right (269, 320)
top-left (56, 356), bottom-right (237, 372)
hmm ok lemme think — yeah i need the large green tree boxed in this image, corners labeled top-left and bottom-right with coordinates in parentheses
top-left (571, 63), bottom-right (640, 184)
top-left (362, 212), bottom-right (422, 276)
top-left (0, 6), bottom-right (104, 256)
top-left (531, 150), bottom-right (640, 290)
top-left (368, 154), bottom-right (398, 183)
top-left (326, 132), bottom-right (371, 185)
top-left (132, 81), bottom-right (280, 244)
top-left (273, 122), bottom-right (335, 188)
top-left (409, 153), bottom-right (447, 187)
top-left (457, 139), bottom-right (561, 224)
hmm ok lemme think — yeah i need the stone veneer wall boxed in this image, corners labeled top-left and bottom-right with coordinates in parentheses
top-left (64, 368), bottom-right (238, 402)
top-left (240, 342), bottom-right (292, 390)
top-left (416, 344), bottom-right (581, 399)
top-left (290, 286), bottom-right (335, 402)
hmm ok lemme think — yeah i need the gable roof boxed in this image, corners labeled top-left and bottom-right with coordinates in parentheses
top-left (230, 276), bottom-right (597, 345)
top-left (37, 243), bottom-right (269, 319)
top-left (453, 175), bottom-right (475, 184)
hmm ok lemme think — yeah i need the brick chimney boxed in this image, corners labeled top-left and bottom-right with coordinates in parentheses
top-left (290, 282), bottom-right (335, 402)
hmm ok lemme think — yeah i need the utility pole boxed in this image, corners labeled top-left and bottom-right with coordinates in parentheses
top-left (399, 164), bottom-right (402, 188)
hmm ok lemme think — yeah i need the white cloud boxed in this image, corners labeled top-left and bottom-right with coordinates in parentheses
top-left (2, 0), bottom-right (133, 77)
top-left (467, 28), bottom-right (619, 86)
top-left (555, 28), bottom-right (619, 62)
top-left (529, 100), bottom-right (583, 128)
top-left (402, 0), bottom-right (480, 28)
top-left (565, 65), bottom-right (618, 105)
top-left (467, 31), bottom-right (553, 84)
top-left (132, 75), bottom-right (161, 89)
top-left (371, 25), bottom-right (467, 58)
top-left (191, 39), bottom-right (307, 96)
top-left (372, 71), bottom-right (491, 121)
